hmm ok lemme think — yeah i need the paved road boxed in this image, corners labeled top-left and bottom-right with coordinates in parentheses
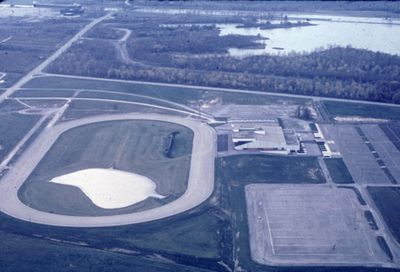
top-left (0, 113), bottom-right (216, 227)
top-left (0, 13), bottom-right (113, 103)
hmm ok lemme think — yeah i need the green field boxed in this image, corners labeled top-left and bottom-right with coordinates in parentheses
top-left (19, 120), bottom-right (193, 216)
top-left (62, 100), bottom-right (185, 121)
top-left (13, 89), bottom-right (76, 98)
top-left (368, 187), bottom-right (400, 244)
top-left (23, 76), bottom-right (309, 107)
top-left (323, 101), bottom-right (400, 121)
top-left (0, 113), bottom-right (41, 163)
top-left (324, 158), bottom-right (354, 184)
top-left (0, 200), bottom-right (228, 271)
top-left (218, 154), bottom-right (326, 184)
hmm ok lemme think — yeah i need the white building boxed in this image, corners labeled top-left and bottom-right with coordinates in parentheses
top-left (231, 121), bottom-right (300, 154)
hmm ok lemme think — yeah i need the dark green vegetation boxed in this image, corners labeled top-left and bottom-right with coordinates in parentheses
top-left (0, 208), bottom-right (225, 272)
top-left (324, 158), bottom-right (354, 184)
top-left (219, 154), bottom-right (326, 184)
top-left (0, 112), bottom-right (41, 162)
top-left (45, 9), bottom-right (400, 103)
top-left (19, 120), bottom-right (193, 216)
top-left (368, 187), bottom-right (400, 244)
top-left (323, 101), bottom-right (400, 121)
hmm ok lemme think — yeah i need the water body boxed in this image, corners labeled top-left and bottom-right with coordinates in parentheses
top-left (51, 168), bottom-right (165, 209)
top-left (0, 5), bottom-right (60, 18)
top-left (218, 16), bottom-right (400, 56)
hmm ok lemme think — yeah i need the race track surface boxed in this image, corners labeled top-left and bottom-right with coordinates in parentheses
top-left (0, 113), bottom-right (216, 227)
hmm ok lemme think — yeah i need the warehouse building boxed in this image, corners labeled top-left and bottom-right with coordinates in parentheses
top-left (231, 119), bottom-right (300, 154)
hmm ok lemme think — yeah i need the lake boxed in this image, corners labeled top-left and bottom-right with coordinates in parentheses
top-left (218, 15), bottom-right (400, 56)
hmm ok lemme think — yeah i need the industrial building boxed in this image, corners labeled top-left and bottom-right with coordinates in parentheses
top-left (230, 118), bottom-right (300, 154)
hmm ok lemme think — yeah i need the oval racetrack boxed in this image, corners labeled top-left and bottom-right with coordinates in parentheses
top-left (0, 113), bottom-right (216, 227)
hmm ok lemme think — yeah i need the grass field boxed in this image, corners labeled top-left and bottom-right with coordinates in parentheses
top-left (19, 120), bottom-right (193, 216)
top-left (323, 101), bottom-right (400, 121)
top-left (324, 158), bottom-right (354, 184)
top-left (23, 76), bottom-right (309, 107)
top-left (368, 186), bottom-right (400, 244)
top-left (0, 198), bottom-right (228, 271)
top-left (62, 100), bottom-right (185, 121)
top-left (218, 154), bottom-right (326, 184)
top-left (0, 113), bottom-right (41, 163)
top-left (13, 89), bottom-right (76, 98)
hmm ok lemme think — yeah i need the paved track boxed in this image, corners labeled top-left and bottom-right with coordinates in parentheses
top-left (0, 113), bottom-right (216, 227)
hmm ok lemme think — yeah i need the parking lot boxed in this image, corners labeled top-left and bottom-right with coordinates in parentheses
top-left (323, 124), bottom-right (391, 185)
top-left (361, 125), bottom-right (400, 183)
top-left (246, 184), bottom-right (391, 266)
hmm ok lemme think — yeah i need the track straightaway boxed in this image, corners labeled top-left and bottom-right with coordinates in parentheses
top-left (0, 113), bottom-right (216, 227)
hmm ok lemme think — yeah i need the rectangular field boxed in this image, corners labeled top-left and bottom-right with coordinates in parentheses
top-left (324, 158), bottom-right (354, 184)
top-left (322, 101), bottom-right (400, 121)
top-left (323, 124), bottom-right (390, 184)
top-left (368, 186), bottom-right (400, 245)
top-left (245, 184), bottom-right (390, 266)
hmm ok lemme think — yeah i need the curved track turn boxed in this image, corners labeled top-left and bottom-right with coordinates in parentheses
top-left (0, 113), bottom-right (216, 227)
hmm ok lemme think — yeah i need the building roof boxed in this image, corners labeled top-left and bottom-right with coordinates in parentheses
top-left (232, 125), bottom-right (287, 149)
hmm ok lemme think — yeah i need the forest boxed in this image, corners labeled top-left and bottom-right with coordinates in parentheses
top-left (48, 12), bottom-right (400, 104)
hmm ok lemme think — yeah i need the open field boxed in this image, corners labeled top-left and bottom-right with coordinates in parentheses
top-left (368, 187), bottom-right (400, 245)
top-left (0, 231), bottom-right (214, 272)
top-left (0, 113), bottom-right (41, 163)
top-left (22, 75), bottom-right (310, 106)
top-left (323, 124), bottom-right (391, 184)
top-left (19, 119), bottom-right (193, 216)
top-left (218, 154), bottom-right (326, 184)
top-left (61, 100), bottom-right (187, 121)
top-left (246, 184), bottom-right (392, 266)
top-left (13, 89), bottom-right (76, 98)
top-left (324, 158), bottom-right (354, 184)
top-left (323, 101), bottom-right (400, 122)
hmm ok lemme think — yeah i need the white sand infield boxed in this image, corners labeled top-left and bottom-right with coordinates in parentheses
top-left (51, 168), bottom-right (164, 209)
